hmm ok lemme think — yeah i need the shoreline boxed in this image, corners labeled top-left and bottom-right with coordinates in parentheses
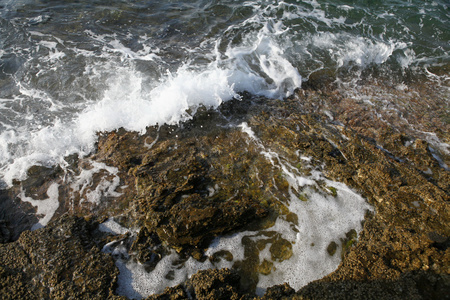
top-left (0, 76), bottom-right (449, 299)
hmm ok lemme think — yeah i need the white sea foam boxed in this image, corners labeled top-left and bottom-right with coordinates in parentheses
top-left (2, 0), bottom-right (425, 188)
top-left (19, 182), bottom-right (60, 230)
top-left (111, 123), bottom-right (371, 299)
top-left (237, 123), bottom-right (371, 293)
top-left (99, 218), bottom-right (130, 235)
top-left (1, 17), bottom-right (304, 187)
top-left (115, 252), bottom-right (212, 299)
top-left (338, 5), bottom-right (354, 11)
top-left (309, 32), bottom-right (408, 68)
top-left (219, 11), bottom-right (302, 98)
top-left (85, 30), bottom-right (161, 62)
top-left (70, 161), bottom-right (122, 205)
top-left (37, 40), bottom-right (66, 61)
top-left (256, 181), bottom-right (370, 293)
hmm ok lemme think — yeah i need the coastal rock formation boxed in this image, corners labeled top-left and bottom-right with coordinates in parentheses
top-left (0, 77), bottom-right (448, 299)
top-left (0, 215), bottom-right (121, 299)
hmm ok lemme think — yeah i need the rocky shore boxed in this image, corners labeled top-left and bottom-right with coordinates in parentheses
top-left (0, 75), bottom-right (449, 299)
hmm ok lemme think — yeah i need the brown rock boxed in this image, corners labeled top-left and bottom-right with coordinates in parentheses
top-left (0, 214), bottom-right (120, 299)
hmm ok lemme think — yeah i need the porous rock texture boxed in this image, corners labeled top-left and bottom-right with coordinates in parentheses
top-left (0, 76), bottom-right (448, 299)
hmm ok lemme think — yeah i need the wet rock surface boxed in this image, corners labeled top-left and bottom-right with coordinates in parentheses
top-left (0, 214), bottom-right (122, 299)
top-left (0, 188), bottom-right (38, 243)
top-left (147, 269), bottom-right (245, 300)
top-left (0, 78), bottom-right (449, 299)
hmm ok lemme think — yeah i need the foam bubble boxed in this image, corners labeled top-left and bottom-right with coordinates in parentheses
top-left (99, 218), bottom-right (130, 235)
top-left (0, 130), bottom-right (16, 164)
top-left (70, 161), bottom-right (122, 205)
top-left (1, 0), bottom-right (307, 186)
top-left (1, 24), bottom-right (303, 186)
top-left (222, 20), bottom-right (302, 98)
top-left (109, 123), bottom-right (371, 298)
top-left (310, 32), bottom-right (408, 68)
top-left (37, 40), bottom-right (66, 61)
top-left (19, 182), bottom-right (60, 230)
top-left (75, 65), bottom-right (239, 135)
top-left (85, 30), bottom-right (161, 62)
top-left (237, 123), bottom-right (372, 293)
top-left (256, 181), bottom-right (371, 292)
top-left (115, 252), bottom-right (212, 299)
top-left (338, 5), bottom-right (354, 11)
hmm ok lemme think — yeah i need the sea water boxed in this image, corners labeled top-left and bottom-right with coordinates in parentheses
top-left (1, 0), bottom-right (448, 186)
top-left (1, 0), bottom-right (448, 298)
